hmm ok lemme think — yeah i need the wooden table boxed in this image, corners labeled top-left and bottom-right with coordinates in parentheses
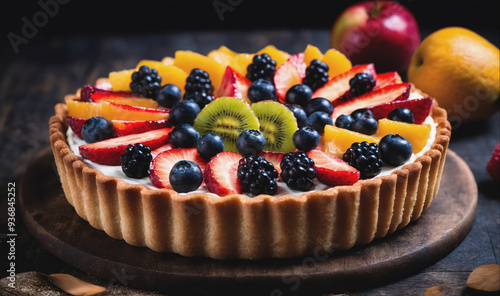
top-left (0, 5), bottom-right (499, 294)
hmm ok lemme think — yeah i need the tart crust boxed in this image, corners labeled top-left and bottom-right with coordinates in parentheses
top-left (49, 88), bottom-right (451, 259)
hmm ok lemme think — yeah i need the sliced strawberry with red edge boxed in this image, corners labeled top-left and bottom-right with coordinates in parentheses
top-left (204, 151), bottom-right (242, 196)
top-left (151, 143), bottom-right (175, 158)
top-left (149, 148), bottom-right (207, 189)
top-left (274, 53), bottom-right (307, 103)
top-left (67, 116), bottom-right (86, 139)
top-left (331, 83), bottom-right (411, 119)
top-left (368, 96), bottom-right (433, 124)
top-left (307, 150), bottom-right (360, 186)
top-left (374, 72), bottom-right (402, 90)
top-left (260, 151), bottom-right (285, 180)
top-left (216, 66), bottom-right (252, 103)
top-left (78, 128), bottom-right (171, 165)
top-left (112, 119), bottom-right (171, 137)
top-left (487, 144), bottom-right (500, 182)
top-left (313, 63), bottom-right (376, 102)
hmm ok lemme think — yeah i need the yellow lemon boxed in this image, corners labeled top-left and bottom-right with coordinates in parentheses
top-left (408, 27), bottom-right (499, 122)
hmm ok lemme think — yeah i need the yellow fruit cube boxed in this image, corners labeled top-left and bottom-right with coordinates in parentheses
top-left (108, 69), bottom-right (135, 91)
top-left (376, 119), bottom-right (432, 153)
top-left (161, 56), bottom-right (174, 65)
top-left (137, 60), bottom-right (188, 94)
top-left (322, 48), bottom-right (352, 78)
top-left (207, 50), bottom-right (234, 68)
top-left (213, 45), bottom-right (237, 57)
top-left (323, 125), bottom-right (380, 157)
top-left (303, 44), bottom-right (324, 66)
top-left (174, 50), bottom-right (226, 92)
top-left (257, 45), bottom-right (290, 67)
top-left (230, 53), bottom-right (254, 77)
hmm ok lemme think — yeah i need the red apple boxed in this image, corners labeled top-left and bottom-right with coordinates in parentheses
top-left (330, 1), bottom-right (420, 74)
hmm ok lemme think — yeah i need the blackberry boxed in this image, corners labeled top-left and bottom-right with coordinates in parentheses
top-left (237, 155), bottom-right (279, 196)
top-left (349, 72), bottom-right (376, 96)
top-left (302, 59), bottom-right (329, 92)
top-left (120, 143), bottom-right (153, 178)
top-left (280, 152), bottom-right (317, 191)
top-left (130, 65), bottom-right (162, 99)
top-left (246, 53), bottom-right (277, 82)
top-left (343, 142), bottom-right (383, 179)
top-left (184, 68), bottom-right (215, 109)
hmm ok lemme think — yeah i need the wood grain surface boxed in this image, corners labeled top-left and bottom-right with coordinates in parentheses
top-left (18, 148), bottom-right (477, 295)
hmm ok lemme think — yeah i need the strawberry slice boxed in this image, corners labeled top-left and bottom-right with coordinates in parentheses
top-left (151, 143), bottom-right (175, 158)
top-left (112, 119), bottom-right (171, 137)
top-left (312, 63), bottom-right (376, 102)
top-left (204, 151), bottom-right (242, 196)
top-left (260, 151), bottom-right (285, 180)
top-left (487, 144), bottom-right (500, 182)
top-left (331, 83), bottom-right (411, 119)
top-left (102, 102), bottom-right (169, 121)
top-left (149, 148), bottom-right (207, 189)
top-left (374, 72), bottom-right (402, 89)
top-left (368, 96), bottom-right (434, 124)
top-left (307, 150), bottom-right (360, 186)
top-left (216, 66), bottom-right (252, 103)
top-left (274, 53), bottom-right (307, 103)
top-left (80, 84), bottom-right (134, 101)
top-left (79, 128), bottom-right (171, 165)
top-left (67, 116), bottom-right (86, 139)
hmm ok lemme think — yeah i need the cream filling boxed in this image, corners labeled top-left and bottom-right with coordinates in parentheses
top-left (66, 92), bottom-right (437, 197)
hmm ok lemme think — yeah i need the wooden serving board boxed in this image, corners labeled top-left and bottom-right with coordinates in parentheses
top-left (19, 148), bottom-right (477, 295)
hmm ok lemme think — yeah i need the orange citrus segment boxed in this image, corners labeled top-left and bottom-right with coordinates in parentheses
top-left (66, 101), bottom-right (102, 119)
top-left (230, 53), bottom-right (254, 77)
top-left (108, 69), bottom-right (135, 91)
top-left (376, 119), bottom-right (432, 153)
top-left (101, 102), bottom-right (170, 121)
top-left (256, 45), bottom-right (290, 68)
top-left (303, 44), bottom-right (324, 66)
top-left (173, 50), bottom-right (226, 92)
top-left (322, 48), bottom-right (352, 78)
top-left (323, 125), bottom-right (380, 157)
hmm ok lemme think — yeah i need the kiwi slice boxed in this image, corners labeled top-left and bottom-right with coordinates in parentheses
top-left (193, 97), bottom-right (260, 152)
top-left (251, 100), bottom-right (298, 153)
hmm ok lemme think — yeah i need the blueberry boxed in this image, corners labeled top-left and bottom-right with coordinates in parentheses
top-left (351, 115), bottom-right (378, 135)
top-left (286, 104), bottom-right (308, 128)
top-left (81, 116), bottom-right (114, 143)
top-left (236, 129), bottom-right (266, 155)
top-left (170, 123), bottom-right (200, 148)
top-left (351, 108), bottom-right (374, 120)
top-left (335, 114), bottom-right (355, 129)
top-left (196, 132), bottom-right (225, 161)
top-left (388, 107), bottom-right (414, 124)
top-left (170, 99), bottom-right (201, 126)
top-left (285, 84), bottom-right (313, 106)
top-left (293, 127), bottom-right (320, 152)
top-left (156, 84), bottom-right (182, 108)
top-left (248, 79), bottom-right (277, 103)
top-left (169, 160), bottom-right (203, 193)
top-left (379, 134), bottom-right (413, 166)
top-left (304, 97), bottom-right (333, 116)
top-left (305, 111), bottom-right (333, 134)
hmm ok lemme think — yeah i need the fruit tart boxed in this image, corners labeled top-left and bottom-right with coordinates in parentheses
top-left (49, 45), bottom-right (451, 259)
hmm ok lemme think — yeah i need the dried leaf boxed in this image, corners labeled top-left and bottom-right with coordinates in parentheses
top-left (423, 285), bottom-right (447, 296)
top-left (43, 273), bottom-right (108, 296)
top-left (466, 264), bottom-right (500, 292)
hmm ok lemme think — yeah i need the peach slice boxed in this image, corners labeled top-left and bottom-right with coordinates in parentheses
top-left (303, 44), bottom-right (324, 66)
top-left (108, 69), bottom-right (135, 91)
top-left (67, 101), bottom-right (102, 119)
top-left (323, 125), bottom-right (380, 157)
top-left (173, 50), bottom-right (226, 92)
top-left (256, 45), bottom-right (290, 68)
top-left (376, 119), bottom-right (431, 153)
top-left (230, 53), bottom-right (254, 77)
top-left (321, 48), bottom-right (352, 78)
top-left (101, 102), bottom-right (169, 121)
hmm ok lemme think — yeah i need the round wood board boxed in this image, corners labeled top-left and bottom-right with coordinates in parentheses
top-left (19, 148), bottom-right (477, 295)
